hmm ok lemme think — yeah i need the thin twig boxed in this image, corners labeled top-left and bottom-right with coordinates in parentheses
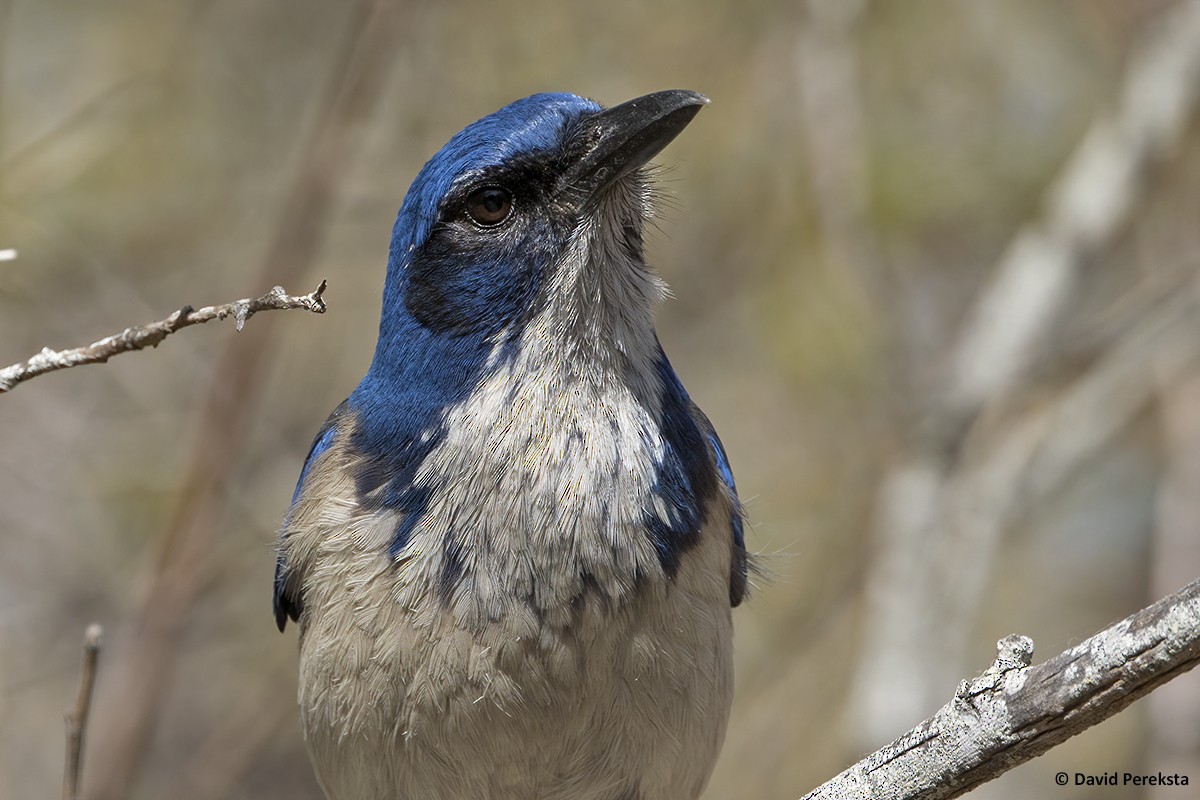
top-left (0, 280), bottom-right (327, 394)
top-left (63, 624), bottom-right (104, 800)
top-left (89, 2), bottom-right (408, 796)
top-left (804, 579), bottom-right (1200, 799)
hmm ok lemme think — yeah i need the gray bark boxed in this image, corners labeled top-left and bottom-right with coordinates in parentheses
top-left (805, 578), bottom-right (1200, 799)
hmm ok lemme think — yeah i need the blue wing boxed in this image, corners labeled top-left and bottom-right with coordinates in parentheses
top-left (273, 399), bottom-right (349, 632)
top-left (694, 411), bottom-right (748, 607)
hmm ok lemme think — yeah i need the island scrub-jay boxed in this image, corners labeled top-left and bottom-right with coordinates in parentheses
top-left (274, 89), bottom-right (748, 800)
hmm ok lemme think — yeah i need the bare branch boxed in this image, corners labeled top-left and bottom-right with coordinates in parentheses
top-left (63, 624), bottom-right (103, 800)
top-left (0, 280), bottom-right (327, 394)
top-left (89, 2), bottom-right (408, 796)
top-left (852, 0), bottom-right (1200, 744)
top-left (804, 579), bottom-right (1200, 800)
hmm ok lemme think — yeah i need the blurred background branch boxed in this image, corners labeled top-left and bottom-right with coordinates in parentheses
top-left (62, 624), bottom-right (102, 800)
top-left (850, 0), bottom-right (1200, 759)
top-left (84, 2), bottom-right (410, 797)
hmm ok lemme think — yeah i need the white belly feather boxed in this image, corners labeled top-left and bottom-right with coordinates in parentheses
top-left (289, 462), bottom-right (735, 800)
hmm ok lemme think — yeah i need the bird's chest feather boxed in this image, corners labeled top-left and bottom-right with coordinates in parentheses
top-left (416, 351), bottom-right (673, 622)
top-left (284, 359), bottom-right (732, 799)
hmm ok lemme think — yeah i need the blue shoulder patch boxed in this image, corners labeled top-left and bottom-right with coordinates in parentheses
top-left (669, 371), bottom-right (747, 608)
top-left (702, 424), bottom-right (748, 607)
top-left (274, 400), bottom-right (350, 632)
top-left (706, 430), bottom-right (744, 551)
top-left (643, 350), bottom-right (719, 583)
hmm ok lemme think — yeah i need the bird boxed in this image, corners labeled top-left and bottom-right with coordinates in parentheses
top-left (273, 89), bottom-right (748, 800)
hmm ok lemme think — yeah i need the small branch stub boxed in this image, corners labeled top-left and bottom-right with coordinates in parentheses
top-left (0, 280), bottom-right (327, 394)
top-left (63, 624), bottom-right (103, 800)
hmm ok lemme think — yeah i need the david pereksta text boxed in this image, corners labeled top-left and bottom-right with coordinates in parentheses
top-left (1072, 772), bottom-right (1188, 787)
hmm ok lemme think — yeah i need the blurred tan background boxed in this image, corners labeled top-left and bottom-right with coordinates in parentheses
top-left (3, 1), bottom-right (1200, 798)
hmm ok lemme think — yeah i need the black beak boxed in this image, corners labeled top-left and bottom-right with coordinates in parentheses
top-left (560, 89), bottom-right (708, 206)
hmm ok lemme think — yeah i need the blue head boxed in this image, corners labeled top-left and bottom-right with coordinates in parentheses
top-left (350, 90), bottom-right (708, 452)
top-left (379, 92), bottom-right (598, 344)
top-left (343, 88), bottom-right (711, 554)
top-left (275, 90), bottom-right (737, 632)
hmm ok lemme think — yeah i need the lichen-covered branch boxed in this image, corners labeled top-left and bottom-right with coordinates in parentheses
top-left (0, 280), bottom-right (327, 393)
top-left (804, 578), bottom-right (1200, 800)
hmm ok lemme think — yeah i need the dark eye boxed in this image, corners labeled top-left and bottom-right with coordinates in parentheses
top-left (465, 186), bottom-right (513, 226)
